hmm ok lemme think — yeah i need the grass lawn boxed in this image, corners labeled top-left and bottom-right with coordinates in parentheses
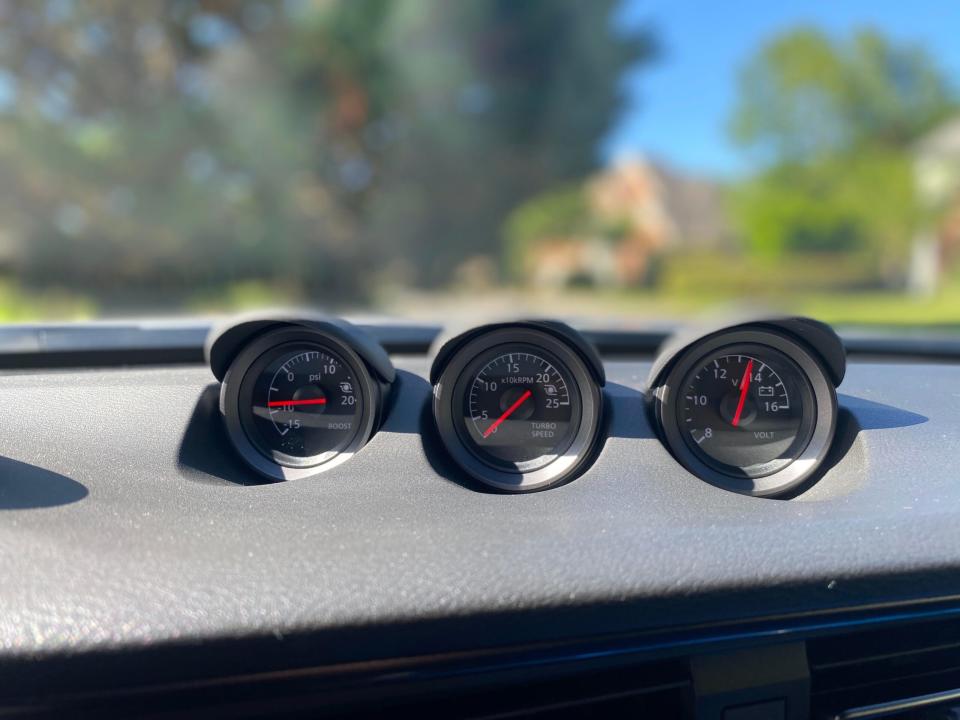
top-left (793, 288), bottom-right (960, 327)
top-left (383, 285), bottom-right (960, 330)
top-left (0, 282), bottom-right (96, 322)
top-left (0, 278), bottom-right (957, 330)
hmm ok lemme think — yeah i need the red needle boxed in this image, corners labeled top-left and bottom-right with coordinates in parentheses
top-left (731, 358), bottom-right (754, 427)
top-left (483, 389), bottom-right (532, 438)
top-left (267, 398), bottom-right (327, 408)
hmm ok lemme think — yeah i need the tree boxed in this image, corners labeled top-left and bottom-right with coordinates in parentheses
top-left (0, 1), bottom-right (404, 302)
top-left (731, 28), bottom-right (954, 163)
top-left (0, 0), bottom-right (654, 307)
top-left (728, 28), bottom-right (956, 285)
top-left (729, 149), bottom-right (917, 279)
top-left (358, 0), bottom-right (654, 287)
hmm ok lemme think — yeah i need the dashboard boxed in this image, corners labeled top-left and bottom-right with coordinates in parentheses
top-left (1, 316), bottom-right (959, 719)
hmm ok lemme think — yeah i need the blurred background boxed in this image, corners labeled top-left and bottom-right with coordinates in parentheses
top-left (0, 0), bottom-right (958, 327)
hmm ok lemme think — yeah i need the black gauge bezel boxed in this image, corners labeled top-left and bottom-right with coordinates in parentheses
top-left (433, 327), bottom-right (603, 492)
top-left (221, 327), bottom-right (380, 481)
top-left (654, 329), bottom-right (837, 497)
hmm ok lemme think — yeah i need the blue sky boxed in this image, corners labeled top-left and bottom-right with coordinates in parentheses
top-left (603, 0), bottom-right (960, 179)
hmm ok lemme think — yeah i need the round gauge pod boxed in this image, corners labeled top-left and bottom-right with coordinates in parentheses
top-left (207, 316), bottom-right (394, 481)
top-left (648, 317), bottom-right (843, 497)
top-left (431, 321), bottom-right (605, 492)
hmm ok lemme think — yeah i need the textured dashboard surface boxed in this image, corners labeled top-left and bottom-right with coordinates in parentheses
top-left (0, 359), bottom-right (954, 673)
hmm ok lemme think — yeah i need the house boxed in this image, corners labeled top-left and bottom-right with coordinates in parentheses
top-left (523, 157), bottom-right (732, 289)
top-left (911, 117), bottom-right (960, 293)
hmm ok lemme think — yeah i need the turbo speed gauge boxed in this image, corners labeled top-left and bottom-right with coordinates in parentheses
top-left (463, 348), bottom-right (577, 471)
top-left (432, 324), bottom-right (604, 492)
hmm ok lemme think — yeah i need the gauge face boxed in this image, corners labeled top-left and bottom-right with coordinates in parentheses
top-left (241, 342), bottom-right (366, 468)
top-left (433, 326), bottom-right (603, 492)
top-left (219, 326), bottom-right (384, 481)
top-left (677, 345), bottom-right (814, 477)
top-left (458, 347), bottom-right (579, 471)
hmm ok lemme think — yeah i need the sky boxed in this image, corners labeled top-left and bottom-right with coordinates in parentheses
top-left (603, 0), bottom-right (960, 180)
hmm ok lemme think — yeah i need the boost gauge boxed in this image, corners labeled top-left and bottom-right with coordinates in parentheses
top-left (432, 322), bottom-right (604, 492)
top-left (245, 344), bottom-right (365, 465)
top-left (207, 316), bottom-right (395, 481)
top-left (649, 318), bottom-right (844, 497)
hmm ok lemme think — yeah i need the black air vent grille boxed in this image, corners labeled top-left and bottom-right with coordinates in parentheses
top-left (809, 618), bottom-right (960, 718)
top-left (0, 653), bottom-right (692, 719)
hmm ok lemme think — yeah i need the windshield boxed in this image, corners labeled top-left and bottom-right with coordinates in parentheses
top-left (1, 1), bottom-right (958, 329)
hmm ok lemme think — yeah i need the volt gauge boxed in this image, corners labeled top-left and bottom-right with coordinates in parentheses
top-left (649, 318), bottom-right (844, 497)
top-left (207, 316), bottom-right (395, 481)
top-left (676, 344), bottom-right (815, 477)
top-left (431, 322), bottom-right (604, 492)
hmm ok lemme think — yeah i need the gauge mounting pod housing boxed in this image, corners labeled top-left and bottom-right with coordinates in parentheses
top-left (206, 314), bottom-right (395, 481)
top-left (647, 316), bottom-right (845, 498)
top-left (431, 321), bottom-right (605, 492)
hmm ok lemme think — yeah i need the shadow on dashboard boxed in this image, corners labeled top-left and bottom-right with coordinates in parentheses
top-left (787, 395), bottom-right (928, 500)
top-left (416, 392), bottom-right (502, 493)
top-left (0, 457), bottom-right (88, 510)
top-left (378, 370), bottom-right (429, 435)
top-left (177, 383), bottom-right (274, 486)
top-left (602, 381), bottom-right (656, 440)
top-left (837, 393), bottom-right (928, 430)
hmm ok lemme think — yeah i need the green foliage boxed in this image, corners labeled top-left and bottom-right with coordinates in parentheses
top-left (502, 185), bottom-right (591, 280)
top-left (728, 27), bottom-right (956, 285)
top-left (729, 149), bottom-right (917, 274)
top-left (362, 0), bottom-right (655, 287)
top-left (731, 27), bottom-right (955, 161)
top-left (0, 0), bottom-right (653, 308)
